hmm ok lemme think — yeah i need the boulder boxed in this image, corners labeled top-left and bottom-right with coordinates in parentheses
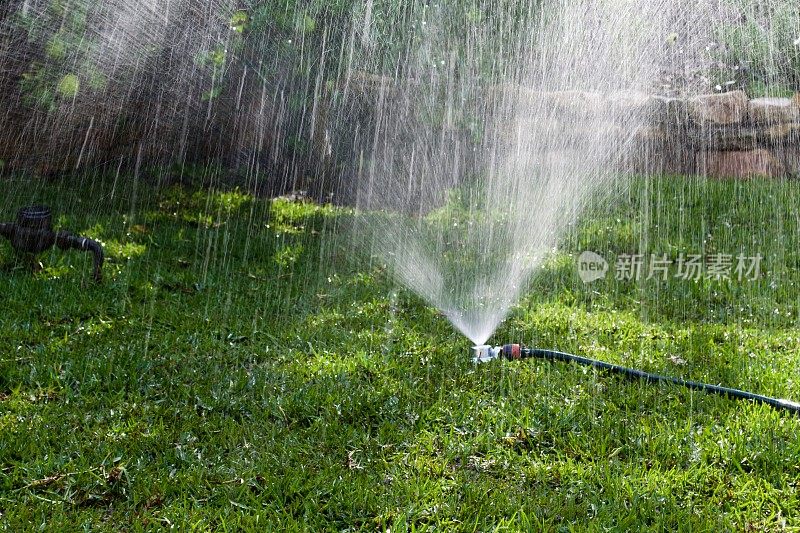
top-left (782, 148), bottom-right (800, 177)
top-left (538, 90), bottom-right (605, 118)
top-left (689, 122), bottom-right (800, 150)
top-left (697, 149), bottom-right (785, 179)
top-left (652, 96), bottom-right (688, 128)
top-left (490, 87), bottom-right (606, 120)
top-left (765, 122), bottom-right (800, 144)
top-left (495, 116), bottom-right (563, 148)
top-left (771, 146), bottom-right (797, 173)
top-left (687, 90), bottom-right (748, 125)
top-left (607, 90), bottom-right (656, 117)
top-left (631, 126), bottom-right (666, 144)
top-left (505, 117), bottom-right (626, 150)
top-left (689, 126), bottom-right (759, 151)
top-left (620, 127), bottom-right (680, 176)
top-left (748, 97), bottom-right (800, 124)
top-left (488, 83), bottom-right (526, 109)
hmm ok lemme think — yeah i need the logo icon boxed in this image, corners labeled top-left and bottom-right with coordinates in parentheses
top-left (577, 251), bottom-right (608, 283)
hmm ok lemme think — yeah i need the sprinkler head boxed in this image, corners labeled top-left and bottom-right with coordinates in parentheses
top-left (471, 344), bottom-right (524, 363)
top-left (472, 344), bottom-right (501, 363)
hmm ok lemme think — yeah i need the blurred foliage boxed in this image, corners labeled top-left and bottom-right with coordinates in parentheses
top-left (2, 0), bottom-right (798, 182)
top-left (56, 73), bottom-right (80, 98)
top-left (714, 0), bottom-right (800, 94)
top-left (7, 0), bottom-right (543, 108)
top-left (6, 0), bottom-right (799, 112)
top-left (11, 0), bottom-right (96, 110)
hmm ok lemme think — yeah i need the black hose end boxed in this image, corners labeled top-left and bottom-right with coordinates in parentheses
top-left (92, 245), bottom-right (104, 282)
top-left (54, 231), bottom-right (105, 282)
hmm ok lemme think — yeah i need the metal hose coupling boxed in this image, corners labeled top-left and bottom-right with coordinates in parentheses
top-left (0, 205), bottom-right (104, 281)
top-left (472, 344), bottom-right (524, 363)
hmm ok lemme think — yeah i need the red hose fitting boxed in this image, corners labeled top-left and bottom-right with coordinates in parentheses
top-left (502, 344), bottom-right (521, 360)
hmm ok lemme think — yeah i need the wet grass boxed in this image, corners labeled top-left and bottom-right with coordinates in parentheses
top-left (1, 173), bottom-right (800, 530)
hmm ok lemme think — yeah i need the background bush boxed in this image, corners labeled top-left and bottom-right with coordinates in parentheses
top-left (713, 0), bottom-right (800, 95)
top-left (0, 0), bottom-right (797, 191)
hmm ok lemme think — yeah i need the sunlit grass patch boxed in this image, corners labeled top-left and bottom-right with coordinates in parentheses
top-left (1, 174), bottom-right (800, 529)
top-left (103, 240), bottom-right (147, 260)
top-left (269, 196), bottom-right (341, 234)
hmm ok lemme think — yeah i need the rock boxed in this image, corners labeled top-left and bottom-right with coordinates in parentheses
top-left (689, 122), bottom-right (800, 150)
top-left (781, 148), bottom-right (800, 177)
top-left (539, 90), bottom-right (605, 117)
top-left (748, 97), bottom-right (800, 124)
top-left (506, 117), bottom-right (625, 150)
top-left (765, 122), bottom-right (800, 144)
top-left (652, 96), bottom-right (688, 128)
top-left (628, 127), bottom-right (695, 176)
top-left (592, 121), bottom-right (626, 139)
top-left (490, 87), bottom-right (607, 120)
top-left (697, 149), bottom-right (785, 179)
top-left (494, 116), bottom-right (562, 148)
top-left (488, 83), bottom-right (526, 109)
top-left (687, 90), bottom-right (748, 125)
top-left (607, 90), bottom-right (653, 115)
top-left (633, 126), bottom-right (666, 142)
top-left (689, 126), bottom-right (759, 151)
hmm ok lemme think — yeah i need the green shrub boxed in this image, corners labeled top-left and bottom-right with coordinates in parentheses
top-left (714, 0), bottom-right (800, 94)
top-left (56, 73), bottom-right (80, 98)
top-left (12, 0), bottom-right (96, 109)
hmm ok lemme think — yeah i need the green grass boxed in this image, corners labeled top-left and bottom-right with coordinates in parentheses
top-left (2, 173), bottom-right (800, 530)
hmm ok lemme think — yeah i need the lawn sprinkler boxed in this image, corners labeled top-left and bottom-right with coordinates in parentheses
top-left (472, 344), bottom-right (800, 415)
top-left (0, 206), bottom-right (104, 281)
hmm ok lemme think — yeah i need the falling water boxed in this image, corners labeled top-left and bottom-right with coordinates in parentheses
top-left (352, 0), bottom-right (711, 344)
top-left (0, 1), bottom-right (795, 343)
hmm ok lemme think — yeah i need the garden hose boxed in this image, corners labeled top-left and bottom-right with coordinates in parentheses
top-left (472, 344), bottom-right (800, 415)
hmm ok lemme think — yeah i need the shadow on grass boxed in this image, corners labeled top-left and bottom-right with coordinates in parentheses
top-left (1, 173), bottom-right (800, 529)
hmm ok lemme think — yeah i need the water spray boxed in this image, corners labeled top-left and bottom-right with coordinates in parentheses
top-left (473, 344), bottom-right (800, 415)
top-left (0, 206), bottom-right (104, 281)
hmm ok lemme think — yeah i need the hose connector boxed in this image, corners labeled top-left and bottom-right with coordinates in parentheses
top-left (472, 344), bottom-right (524, 363)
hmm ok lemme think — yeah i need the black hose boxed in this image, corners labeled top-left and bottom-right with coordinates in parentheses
top-left (520, 347), bottom-right (800, 415)
top-left (55, 231), bottom-right (104, 282)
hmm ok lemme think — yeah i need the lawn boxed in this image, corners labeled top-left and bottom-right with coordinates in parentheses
top-left (1, 172), bottom-right (800, 530)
